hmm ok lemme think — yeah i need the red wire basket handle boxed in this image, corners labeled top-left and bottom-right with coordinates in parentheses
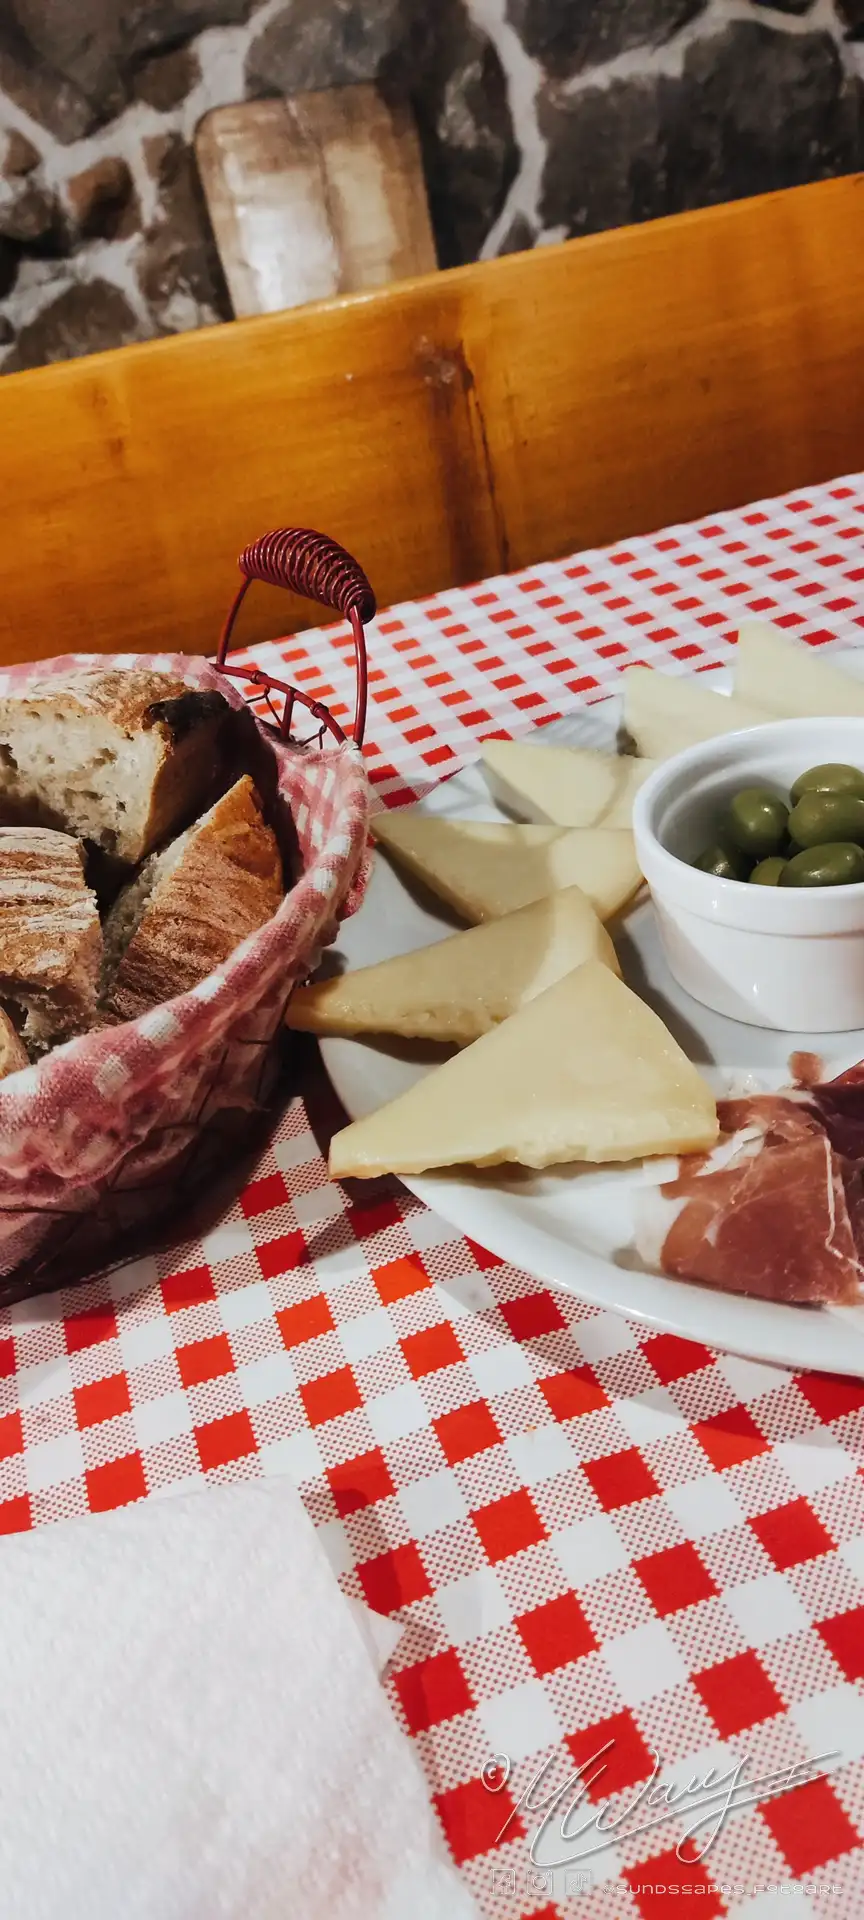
top-left (215, 529), bottom-right (375, 748)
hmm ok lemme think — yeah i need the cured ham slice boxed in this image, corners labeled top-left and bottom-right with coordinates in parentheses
top-left (638, 1071), bottom-right (864, 1306)
top-left (807, 1061), bottom-right (864, 1164)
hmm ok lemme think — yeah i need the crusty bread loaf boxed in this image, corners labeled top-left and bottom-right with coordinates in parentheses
top-left (0, 827), bottom-right (102, 1045)
top-left (0, 1008), bottom-right (28, 1079)
top-left (0, 671), bottom-right (230, 864)
top-left (102, 775), bottom-right (283, 1024)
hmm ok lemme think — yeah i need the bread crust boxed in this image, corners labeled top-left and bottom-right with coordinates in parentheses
top-left (0, 671), bottom-right (229, 864)
top-left (0, 1008), bottom-right (28, 1079)
top-left (104, 776), bottom-right (283, 1024)
top-left (5, 672), bottom-right (224, 736)
top-left (0, 826), bottom-right (101, 1042)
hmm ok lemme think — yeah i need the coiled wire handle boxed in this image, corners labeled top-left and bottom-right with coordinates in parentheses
top-left (216, 528), bottom-right (375, 746)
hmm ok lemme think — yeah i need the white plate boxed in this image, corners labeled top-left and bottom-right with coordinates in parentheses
top-left (321, 656), bottom-right (864, 1376)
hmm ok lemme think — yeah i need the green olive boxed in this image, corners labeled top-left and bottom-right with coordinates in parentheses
top-left (724, 788), bottom-right (789, 860)
top-left (788, 791), bottom-right (864, 850)
top-left (749, 856), bottom-right (787, 885)
top-left (693, 843), bottom-right (747, 881)
top-left (779, 842), bottom-right (864, 888)
top-left (790, 762), bottom-right (864, 804)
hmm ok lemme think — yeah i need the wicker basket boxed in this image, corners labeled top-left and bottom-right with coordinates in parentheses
top-left (0, 530), bottom-right (374, 1302)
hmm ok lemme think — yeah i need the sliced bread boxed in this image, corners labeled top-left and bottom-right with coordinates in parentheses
top-left (0, 670), bottom-right (230, 863)
top-left (0, 827), bottom-right (102, 1046)
top-left (102, 775), bottom-right (283, 1024)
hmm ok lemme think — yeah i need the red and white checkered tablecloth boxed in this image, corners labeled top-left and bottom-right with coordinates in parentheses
top-left (4, 475), bottom-right (864, 1920)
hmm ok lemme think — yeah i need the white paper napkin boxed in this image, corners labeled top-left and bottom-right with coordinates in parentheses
top-left (0, 1478), bottom-right (480, 1920)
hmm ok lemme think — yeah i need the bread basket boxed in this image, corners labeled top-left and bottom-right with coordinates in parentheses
top-left (0, 530), bottom-right (375, 1302)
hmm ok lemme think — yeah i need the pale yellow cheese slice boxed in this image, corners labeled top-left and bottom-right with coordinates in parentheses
top-left (482, 740), bottom-right (660, 827)
top-left (329, 960), bottom-right (718, 1178)
top-left (287, 887), bottom-right (619, 1045)
top-left (622, 665), bottom-right (775, 760)
top-left (370, 814), bottom-right (641, 923)
top-left (733, 619), bottom-right (864, 718)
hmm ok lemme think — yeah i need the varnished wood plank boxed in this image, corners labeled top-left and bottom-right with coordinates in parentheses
top-left (474, 181), bottom-right (864, 565)
top-left (0, 278), bottom-right (498, 661)
top-left (195, 87), bottom-right (436, 319)
top-left (1, 175), bottom-right (863, 666)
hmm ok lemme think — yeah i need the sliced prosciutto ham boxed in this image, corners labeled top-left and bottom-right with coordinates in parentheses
top-left (807, 1061), bottom-right (864, 1163)
top-left (637, 1066), bottom-right (864, 1306)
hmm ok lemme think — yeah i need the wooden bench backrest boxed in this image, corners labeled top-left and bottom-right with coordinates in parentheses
top-left (2, 173), bottom-right (863, 665)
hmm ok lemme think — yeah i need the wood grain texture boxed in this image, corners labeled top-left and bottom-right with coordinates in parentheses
top-left (2, 175), bottom-right (864, 666)
top-left (195, 87), bottom-right (436, 318)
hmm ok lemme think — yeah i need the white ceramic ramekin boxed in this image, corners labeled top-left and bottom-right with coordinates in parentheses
top-left (632, 717), bottom-right (864, 1031)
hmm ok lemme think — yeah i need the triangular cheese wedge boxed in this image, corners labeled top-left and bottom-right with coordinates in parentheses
top-left (329, 961), bottom-right (718, 1178)
top-left (371, 815), bottom-right (641, 923)
top-left (734, 620), bottom-right (864, 718)
top-left (483, 741), bottom-right (659, 827)
top-left (287, 887), bottom-right (619, 1045)
top-left (622, 665), bottom-right (774, 760)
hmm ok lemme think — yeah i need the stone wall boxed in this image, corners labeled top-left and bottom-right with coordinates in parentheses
top-left (0, 0), bottom-right (862, 372)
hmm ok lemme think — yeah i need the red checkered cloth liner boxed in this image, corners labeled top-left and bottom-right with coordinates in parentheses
top-left (3, 480), bottom-right (864, 1920)
top-left (0, 653), bottom-right (369, 1286)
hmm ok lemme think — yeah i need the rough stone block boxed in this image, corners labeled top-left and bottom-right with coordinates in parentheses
top-left (120, 0), bottom-right (254, 64)
top-left (138, 134), bottom-right (231, 328)
top-left (2, 279), bottom-right (146, 371)
top-left (540, 75), bottom-right (666, 234)
top-left (0, 19), bottom-right (97, 142)
top-left (540, 20), bottom-right (863, 239)
top-left (67, 157), bottom-right (138, 242)
top-left (6, 0), bottom-right (251, 130)
top-left (1, 130), bottom-right (40, 179)
top-left (0, 179), bottom-right (62, 249)
top-left (407, 0), bottom-right (517, 265)
top-left (509, 0), bottom-right (706, 76)
top-left (664, 23), bottom-right (863, 211)
top-left (245, 0), bottom-right (404, 96)
top-left (132, 43), bottom-right (200, 110)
